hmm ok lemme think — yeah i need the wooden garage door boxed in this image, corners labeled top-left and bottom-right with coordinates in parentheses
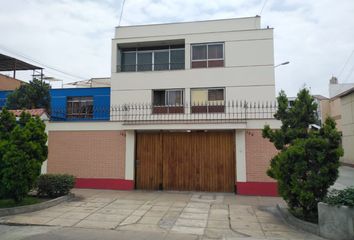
top-left (136, 131), bottom-right (235, 192)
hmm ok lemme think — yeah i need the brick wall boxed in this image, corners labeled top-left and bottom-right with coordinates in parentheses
top-left (245, 129), bottom-right (277, 182)
top-left (0, 75), bottom-right (23, 90)
top-left (48, 131), bottom-right (126, 179)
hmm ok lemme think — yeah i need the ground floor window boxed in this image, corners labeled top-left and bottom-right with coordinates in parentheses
top-left (66, 96), bottom-right (93, 119)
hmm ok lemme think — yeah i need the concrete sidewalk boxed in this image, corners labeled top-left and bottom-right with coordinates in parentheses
top-left (332, 166), bottom-right (354, 190)
top-left (0, 189), bottom-right (325, 239)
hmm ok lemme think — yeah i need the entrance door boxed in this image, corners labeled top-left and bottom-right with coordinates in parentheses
top-left (136, 131), bottom-right (235, 192)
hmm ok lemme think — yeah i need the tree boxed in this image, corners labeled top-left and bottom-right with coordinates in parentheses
top-left (6, 78), bottom-right (50, 111)
top-left (0, 109), bottom-right (47, 202)
top-left (263, 89), bottom-right (343, 222)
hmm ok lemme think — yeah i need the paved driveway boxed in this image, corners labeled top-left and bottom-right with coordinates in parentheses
top-left (0, 189), bottom-right (324, 239)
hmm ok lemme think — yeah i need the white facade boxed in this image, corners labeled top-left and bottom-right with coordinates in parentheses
top-left (111, 17), bottom-right (275, 107)
top-left (45, 17), bottom-right (279, 194)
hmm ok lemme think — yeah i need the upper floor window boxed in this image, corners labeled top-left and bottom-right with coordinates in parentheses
top-left (152, 89), bottom-right (184, 114)
top-left (191, 88), bottom-right (225, 113)
top-left (119, 45), bottom-right (185, 72)
top-left (191, 43), bottom-right (224, 68)
top-left (66, 96), bottom-right (93, 119)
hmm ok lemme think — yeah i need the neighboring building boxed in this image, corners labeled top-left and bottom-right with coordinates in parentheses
top-left (50, 87), bottom-right (110, 121)
top-left (10, 108), bottom-right (49, 121)
top-left (46, 17), bottom-right (281, 196)
top-left (298, 77), bottom-right (354, 166)
top-left (336, 87), bottom-right (354, 166)
top-left (66, 77), bottom-right (111, 88)
top-left (0, 90), bottom-right (11, 108)
top-left (329, 76), bottom-right (354, 98)
top-left (0, 74), bottom-right (25, 91)
top-left (0, 74), bottom-right (26, 108)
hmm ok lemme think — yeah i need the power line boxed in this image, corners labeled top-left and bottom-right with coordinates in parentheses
top-left (118, 0), bottom-right (126, 26)
top-left (259, 0), bottom-right (269, 16)
top-left (0, 45), bottom-right (87, 80)
top-left (343, 63), bottom-right (354, 83)
top-left (338, 49), bottom-right (354, 78)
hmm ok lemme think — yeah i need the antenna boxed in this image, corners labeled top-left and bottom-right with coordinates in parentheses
top-left (118, 0), bottom-right (126, 26)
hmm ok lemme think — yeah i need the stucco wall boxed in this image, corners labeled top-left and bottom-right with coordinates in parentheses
top-left (245, 129), bottom-right (277, 182)
top-left (50, 87), bottom-right (111, 121)
top-left (341, 92), bottom-right (354, 165)
top-left (111, 17), bottom-right (275, 106)
top-left (47, 130), bottom-right (126, 179)
top-left (329, 98), bottom-right (342, 131)
top-left (0, 75), bottom-right (23, 90)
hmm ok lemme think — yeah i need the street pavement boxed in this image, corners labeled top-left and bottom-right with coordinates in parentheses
top-left (0, 189), bottom-right (326, 240)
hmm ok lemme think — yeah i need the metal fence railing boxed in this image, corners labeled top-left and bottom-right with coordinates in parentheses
top-left (116, 63), bottom-right (185, 72)
top-left (50, 100), bottom-right (277, 124)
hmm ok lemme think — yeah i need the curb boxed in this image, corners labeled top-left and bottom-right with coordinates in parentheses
top-left (0, 194), bottom-right (74, 217)
top-left (276, 204), bottom-right (319, 235)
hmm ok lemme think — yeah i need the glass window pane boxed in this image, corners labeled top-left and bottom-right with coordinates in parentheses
top-left (153, 91), bottom-right (166, 106)
top-left (137, 52), bottom-right (152, 71)
top-left (167, 90), bottom-right (183, 105)
top-left (66, 97), bottom-right (93, 118)
top-left (191, 89), bottom-right (208, 105)
top-left (208, 44), bottom-right (223, 59)
top-left (154, 51), bottom-right (169, 71)
top-left (67, 101), bottom-right (73, 114)
top-left (170, 49), bottom-right (185, 70)
top-left (121, 52), bottom-right (136, 72)
top-left (208, 89), bottom-right (224, 101)
top-left (192, 45), bottom-right (207, 60)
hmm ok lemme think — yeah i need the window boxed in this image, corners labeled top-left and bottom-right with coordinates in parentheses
top-left (154, 50), bottom-right (169, 71)
top-left (208, 89), bottom-right (224, 101)
top-left (137, 52), bottom-right (153, 71)
top-left (170, 49), bottom-right (185, 70)
top-left (121, 52), bottom-right (136, 72)
top-left (119, 45), bottom-right (185, 72)
top-left (191, 88), bottom-right (225, 113)
top-left (153, 89), bottom-right (184, 114)
top-left (191, 43), bottom-right (224, 68)
top-left (66, 97), bottom-right (93, 119)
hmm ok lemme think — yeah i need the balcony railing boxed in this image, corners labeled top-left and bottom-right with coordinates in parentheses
top-left (50, 101), bottom-right (277, 124)
top-left (117, 63), bottom-right (185, 72)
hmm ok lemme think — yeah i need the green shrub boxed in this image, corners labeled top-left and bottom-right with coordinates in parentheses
top-left (263, 89), bottom-right (343, 222)
top-left (37, 174), bottom-right (75, 198)
top-left (324, 188), bottom-right (354, 207)
top-left (0, 109), bottom-right (47, 202)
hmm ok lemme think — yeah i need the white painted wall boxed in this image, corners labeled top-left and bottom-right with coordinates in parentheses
top-left (236, 130), bottom-right (246, 182)
top-left (46, 119), bottom-right (280, 131)
top-left (329, 83), bottom-right (354, 98)
top-left (125, 130), bottom-right (135, 180)
top-left (111, 17), bottom-right (275, 107)
top-left (115, 17), bottom-right (261, 39)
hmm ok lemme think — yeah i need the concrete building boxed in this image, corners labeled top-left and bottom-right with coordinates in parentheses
top-left (50, 87), bottom-right (110, 121)
top-left (336, 87), bottom-right (354, 166)
top-left (297, 77), bottom-right (354, 166)
top-left (0, 74), bottom-right (25, 91)
top-left (46, 17), bottom-right (281, 196)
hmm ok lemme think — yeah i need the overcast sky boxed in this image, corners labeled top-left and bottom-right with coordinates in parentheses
top-left (0, 0), bottom-right (353, 97)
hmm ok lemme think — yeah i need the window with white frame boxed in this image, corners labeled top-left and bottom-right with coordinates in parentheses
top-left (191, 43), bottom-right (224, 68)
top-left (153, 89), bottom-right (184, 106)
top-left (191, 88), bottom-right (225, 113)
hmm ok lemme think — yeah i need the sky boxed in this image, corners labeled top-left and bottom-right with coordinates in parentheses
top-left (0, 0), bottom-right (353, 97)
